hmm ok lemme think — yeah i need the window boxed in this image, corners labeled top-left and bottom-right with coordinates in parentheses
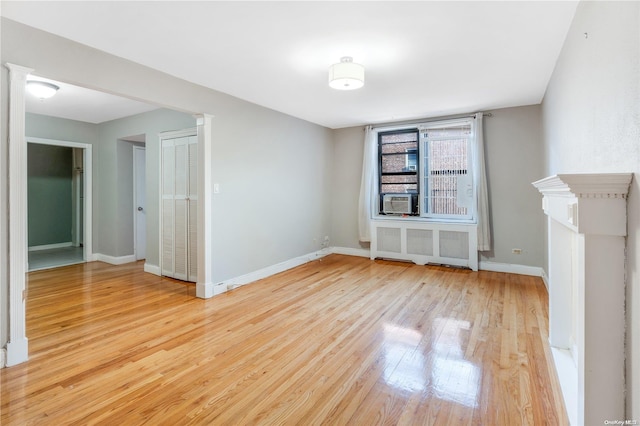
top-left (378, 129), bottom-right (419, 214)
top-left (377, 119), bottom-right (475, 220)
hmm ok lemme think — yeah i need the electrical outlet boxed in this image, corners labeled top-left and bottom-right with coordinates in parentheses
top-left (322, 236), bottom-right (330, 248)
top-left (512, 248), bottom-right (522, 254)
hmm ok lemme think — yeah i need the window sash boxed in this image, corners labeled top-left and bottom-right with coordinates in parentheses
top-left (419, 120), bottom-right (474, 220)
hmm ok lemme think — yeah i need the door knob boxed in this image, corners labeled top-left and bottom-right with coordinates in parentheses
top-left (137, 207), bottom-right (143, 211)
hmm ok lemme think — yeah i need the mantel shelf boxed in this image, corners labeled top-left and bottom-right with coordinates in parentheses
top-left (532, 173), bottom-right (632, 199)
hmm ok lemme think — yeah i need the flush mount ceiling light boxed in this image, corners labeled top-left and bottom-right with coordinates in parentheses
top-left (26, 80), bottom-right (60, 99)
top-left (328, 56), bottom-right (364, 90)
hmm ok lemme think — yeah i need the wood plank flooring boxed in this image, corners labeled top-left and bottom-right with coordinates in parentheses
top-left (0, 254), bottom-right (568, 425)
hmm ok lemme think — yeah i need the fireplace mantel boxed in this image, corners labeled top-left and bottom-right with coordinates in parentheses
top-left (533, 173), bottom-right (632, 425)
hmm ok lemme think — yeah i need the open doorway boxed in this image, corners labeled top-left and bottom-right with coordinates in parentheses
top-left (5, 64), bottom-right (213, 367)
top-left (120, 135), bottom-right (147, 261)
top-left (26, 138), bottom-right (93, 271)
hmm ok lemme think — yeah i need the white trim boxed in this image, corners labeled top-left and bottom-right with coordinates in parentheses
top-left (214, 249), bottom-right (331, 294)
top-left (195, 116), bottom-right (214, 299)
top-left (26, 136), bottom-right (90, 149)
top-left (332, 247), bottom-right (546, 279)
top-left (541, 268), bottom-right (549, 290)
top-left (551, 347), bottom-right (578, 426)
top-left (28, 242), bottom-right (73, 252)
top-left (0, 348), bottom-right (5, 368)
top-left (6, 62), bottom-right (33, 367)
top-left (478, 261), bottom-right (543, 277)
top-left (133, 146), bottom-right (146, 261)
top-left (143, 263), bottom-right (161, 276)
top-left (331, 246), bottom-right (371, 258)
top-left (26, 137), bottom-right (93, 263)
top-left (94, 253), bottom-right (137, 265)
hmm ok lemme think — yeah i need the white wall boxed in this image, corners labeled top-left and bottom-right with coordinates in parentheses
top-left (541, 1), bottom-right (640, 418)
top-left (330, 106), bottom-right (545, 268)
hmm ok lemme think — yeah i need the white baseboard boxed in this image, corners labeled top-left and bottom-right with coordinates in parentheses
top-left (331, 246), bottom-right (371, 258)
top-left (212, 249), bottom-right (331, 297)
top-left (479, 261), bottom-right (543, 277)
top-left (94, 253), bottom-right (137, 265)
top-left (143, 263), bottom-right (161, 276)
top-left (28, 242), bottom-right (72, 252)
top-left (541, 269), bottom-right (549, 290)
top-left (332, 248), bottom-right (544, 278)
top-left (1, 348), bottom-right (6, 368)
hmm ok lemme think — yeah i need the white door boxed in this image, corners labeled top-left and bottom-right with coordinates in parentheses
top-left (161, 131), bottom-right (197, 282)
top-left (134, 147), bottom-right (146, 260)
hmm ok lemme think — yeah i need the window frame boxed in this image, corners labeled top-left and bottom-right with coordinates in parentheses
top-left (373, 118), bottom-right (477, 223)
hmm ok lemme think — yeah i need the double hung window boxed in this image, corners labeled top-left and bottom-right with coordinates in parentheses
top-left (377, 118), bottom-right (475, 221)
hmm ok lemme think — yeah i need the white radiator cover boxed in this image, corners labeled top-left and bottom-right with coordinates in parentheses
top-left (370, 219), bottom-right (478, 271)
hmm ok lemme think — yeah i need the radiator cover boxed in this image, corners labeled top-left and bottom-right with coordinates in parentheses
top-left (370, 219), bottom-right (478, 270)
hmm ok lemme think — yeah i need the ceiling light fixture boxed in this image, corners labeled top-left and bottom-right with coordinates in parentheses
top-left (328, 56), bottom-right (364, 90)
top-left (26, 80), bottom-right (60, 99)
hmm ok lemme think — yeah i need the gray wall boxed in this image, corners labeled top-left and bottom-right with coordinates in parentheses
top-left (480, 105), bottom-right (543, 267)
top-left (96, 109), bottom-right (195, 262)
top-left (540, 1), bottom-right (640, 418)
top-left (1, 17), bottom-right (335, 351)
top-left (331, 126), bottom-right (367, 249)
top-left (330, 105), bottom-right (545, 268)
top-left (27, 144), bottom-right (73, 247)
top-left (25, 110), bottom-right (196, 264)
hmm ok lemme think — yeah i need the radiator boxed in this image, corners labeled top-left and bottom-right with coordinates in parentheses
top-left (370, 219), bottom-right (478, 271)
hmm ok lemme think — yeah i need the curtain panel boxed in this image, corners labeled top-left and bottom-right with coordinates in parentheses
top-left (358, 126), bottom-right (376, 242)
top-left (474, 112), bottom-right (491, 251)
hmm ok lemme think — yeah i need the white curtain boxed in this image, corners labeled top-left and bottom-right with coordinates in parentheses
top-left (358, 126), bottom-right (376, 242)
top-left (474, 113), bottom-right (491, 251)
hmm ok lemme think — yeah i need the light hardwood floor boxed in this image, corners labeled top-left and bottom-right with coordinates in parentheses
top-left (1, 254), bottom-right (567, 425)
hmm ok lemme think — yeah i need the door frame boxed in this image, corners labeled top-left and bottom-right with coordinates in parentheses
top-left (26, 137), bottom-right (93, 266)
top-left (133, 146), bottom-right (146, 261)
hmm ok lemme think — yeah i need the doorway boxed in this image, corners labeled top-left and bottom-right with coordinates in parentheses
top-left (26, 137), bottom-right (93, 272)
top-left (5, 63), bottom-right (213, 367)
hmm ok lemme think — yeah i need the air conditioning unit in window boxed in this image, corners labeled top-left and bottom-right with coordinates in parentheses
top-left (383, 194), bottom-right (413, 215)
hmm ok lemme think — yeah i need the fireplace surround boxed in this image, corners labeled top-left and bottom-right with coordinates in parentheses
top-left (533, 173), bottom-right (632, 425)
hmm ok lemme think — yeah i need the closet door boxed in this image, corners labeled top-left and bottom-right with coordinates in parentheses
top-left (187, 136), bottom-right (198, 282)
top-left (161, 132), bottom-right (197, 282)
top-left (161, 138), bottom-right (176, 278)
top-left (172, 137), bottom-right (189, 281)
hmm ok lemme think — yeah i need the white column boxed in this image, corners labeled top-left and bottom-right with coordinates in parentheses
top-left (5, 63), bottom-right (33, 366)
top-left (195, 114), bottom-right (215, 298)
top-left (580, 234), bottom-right (625, 425)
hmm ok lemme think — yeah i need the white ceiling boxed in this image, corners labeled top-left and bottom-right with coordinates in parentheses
top-left (4, 1), bottom-right (578, 129)
top-left (25, 76), bottom-right (158, 124)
